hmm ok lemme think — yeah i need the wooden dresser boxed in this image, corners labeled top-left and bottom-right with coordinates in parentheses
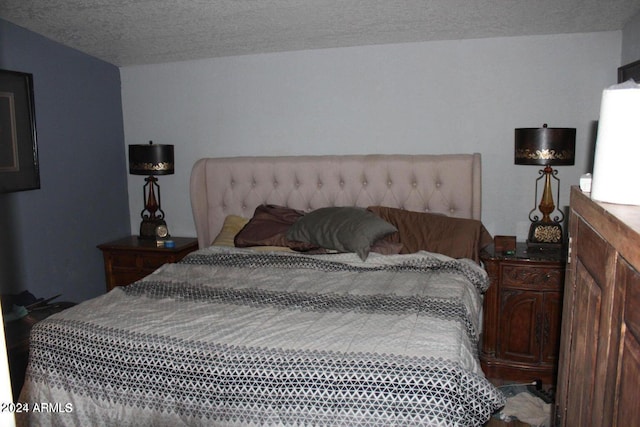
top-left (555, 186), bottom-right (640, 426)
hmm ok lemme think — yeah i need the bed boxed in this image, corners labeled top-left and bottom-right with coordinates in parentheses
top-left (19, 154), bottom-right (504, 426)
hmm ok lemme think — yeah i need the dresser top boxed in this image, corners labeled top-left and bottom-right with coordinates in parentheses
top-left (571, 186), bottom-right (640, 267)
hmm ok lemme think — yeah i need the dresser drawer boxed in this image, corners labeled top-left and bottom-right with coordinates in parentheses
top-left (501, 264), bottom-right (564, 290)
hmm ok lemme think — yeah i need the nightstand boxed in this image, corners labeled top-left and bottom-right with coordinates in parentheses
top-left (97, 236), bottom-right (199, 291)
top-left (480, 242), bottom-right (566, 386)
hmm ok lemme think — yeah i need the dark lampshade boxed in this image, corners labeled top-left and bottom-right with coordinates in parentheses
top-left (129, 142), bottom-right (174, 176)
top-left (514, 124), bottom-right (576, 166)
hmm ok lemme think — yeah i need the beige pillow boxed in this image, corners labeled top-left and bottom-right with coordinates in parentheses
top-left (212, 215), bottom-right (249, 246)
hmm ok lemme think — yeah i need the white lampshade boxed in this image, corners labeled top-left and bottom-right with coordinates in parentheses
top-left (591, 80), bottom-right (640, 205)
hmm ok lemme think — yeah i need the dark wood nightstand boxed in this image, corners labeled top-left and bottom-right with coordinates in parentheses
top-left (480, 242), bottom-right (566, 386)
top-left (4, 302), bottom-right (76, 399)
top-left (97, 236), bottom-right (199, 291)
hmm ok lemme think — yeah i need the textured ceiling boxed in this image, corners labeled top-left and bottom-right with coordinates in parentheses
top-left (2, 0), bottom-right (640, 66)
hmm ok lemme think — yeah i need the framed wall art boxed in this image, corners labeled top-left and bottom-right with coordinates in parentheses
top-left (0, 69), bottom-right (39, 193)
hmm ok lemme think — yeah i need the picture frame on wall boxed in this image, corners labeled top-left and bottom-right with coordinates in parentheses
top-left (618, 59), bottom-right (640, 83)
top-left (0, 69), bottom-right (39, 193)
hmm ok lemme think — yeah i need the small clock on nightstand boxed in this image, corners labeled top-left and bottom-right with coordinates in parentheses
top-left (155, 224), bottom-right (170, 239)
top-left (480, 242), bottom-right (566, 386)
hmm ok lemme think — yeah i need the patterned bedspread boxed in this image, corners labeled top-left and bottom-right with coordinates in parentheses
top-left (19, 247), bottom-right (504, 426)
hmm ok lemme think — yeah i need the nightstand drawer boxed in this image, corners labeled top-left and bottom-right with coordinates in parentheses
top-left (142, 255), bottom-right (171, 269)
top-left (108, 253), bottom-right (139, 268)
top-left (109, 253), bottom-right (169, 270)
top-left (502, 264), bottom-right (563, 290)
top-left (110, 269), bottom-right (151, 286)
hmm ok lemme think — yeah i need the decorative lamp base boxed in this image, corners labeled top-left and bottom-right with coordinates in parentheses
top-left (526, 221), bottom-right (563, 252)
top-left (139, 218), bottom-right (167, 240)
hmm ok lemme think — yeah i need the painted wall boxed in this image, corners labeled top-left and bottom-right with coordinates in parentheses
top-left (121, 31), bottom-right (621, 242)
top-left (622, 10), bottom-right (640, 65)
top-left (0, 18), bottom-right (630, 304)
top-left (0, 19), bottom-right (130, 302)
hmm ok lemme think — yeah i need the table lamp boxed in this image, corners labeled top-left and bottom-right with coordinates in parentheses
top-left (129, 141), bottom-right (174, 239)
top-left (515, 124), bottom-right (575, 250)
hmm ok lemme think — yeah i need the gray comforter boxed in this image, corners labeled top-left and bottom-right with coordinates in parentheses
top-left (19, 247), bottom-right (504, 426)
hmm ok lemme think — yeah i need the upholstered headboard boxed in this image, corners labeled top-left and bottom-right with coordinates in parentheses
top-left (190, 154), bottom-right (482, 248)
